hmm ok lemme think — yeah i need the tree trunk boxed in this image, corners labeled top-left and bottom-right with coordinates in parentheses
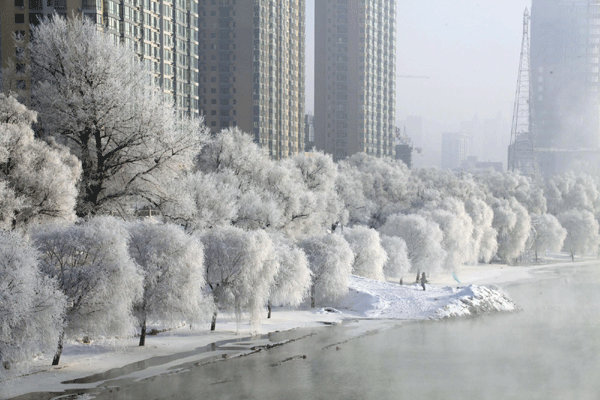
top-left (267, 301), bottom-right (272, 319)
top-left (210, 311), bottom-right (218, 331)
top-left (52, 331), bottom-right (65, 366)
top-left (399, 278), bottom-right (403, 285)
top-left (415, 270), bottom-right (420, 283)
top-left (311, 285), bottom-right (316, 308)
top-left (571, 250), bottom-right (575, 262)
top-left (535, 250), bottom-right (538, 262)
top-left (139, 319), bottom-right (147, 346)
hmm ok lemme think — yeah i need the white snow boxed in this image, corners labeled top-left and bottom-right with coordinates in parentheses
top-left (1, 260), bottom-right (590, 400)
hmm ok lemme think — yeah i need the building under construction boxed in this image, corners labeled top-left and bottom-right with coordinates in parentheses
top-left (524, 0), bottom-right (600, 176)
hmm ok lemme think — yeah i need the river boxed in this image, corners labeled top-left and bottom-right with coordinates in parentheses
top-left (13, 263), bottom-right (600, 400)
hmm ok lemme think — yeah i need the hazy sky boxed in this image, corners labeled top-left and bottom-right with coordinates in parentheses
top-left (305, 0), bottom-right (532, 126)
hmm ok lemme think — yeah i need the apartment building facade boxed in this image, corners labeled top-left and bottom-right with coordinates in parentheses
top-left (531, 0), bottom-right (600, 174)
top-left (314, 0), bottom-right (396, 161)
top-left (1, 0), bottom-right (200, 118)
top-left (198, 0), bottom-right (306, 159)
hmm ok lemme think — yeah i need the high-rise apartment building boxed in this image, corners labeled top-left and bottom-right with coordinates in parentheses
top-left (531, 0), bottom-right (600, 174)
top-left (1, 0), bottom-right (200, 118)
top-left (198, 0), bottom-right (305, 160)
top-left (305, 113), bottom-right (315, 151)
top-left (314, 0), bottom-right (396, 161)
top-left (442, 132), bottom-right (469, 171)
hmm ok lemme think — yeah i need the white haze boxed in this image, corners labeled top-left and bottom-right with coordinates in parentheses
top-left (305, 0), bottom-right (531, 167)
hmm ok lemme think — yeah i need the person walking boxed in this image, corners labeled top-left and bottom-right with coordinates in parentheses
top-left (420, 272), bottom-right (427, 291)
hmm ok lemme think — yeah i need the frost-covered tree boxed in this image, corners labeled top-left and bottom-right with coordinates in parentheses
top-left (0, 231), bottom-right (65, 373)
top-left (379, 214), bottom-right (446, 276)
top-left (200, 226), bottom-right (278, 331)
top-left (491, 197), bottom-right (532, 263)
top-left (195, 130), bottom-right (339, 236)
top-left (530, 213), bottom-right (567, 262)
top-left (268, 235), bottom-right (312, 318)
top-left (379, 234), bottom-right (411, 282)
top-left (464, 197), bottom-right (498, 263)
top-left (33, 217), bottom-right (143, 365)
top-left (196, 129), bottom-right (285, 230)
top-left (545, 172), bottom-right (600, 218)
top-left (421, 198), bottom-right (474, 272)
top-left (474, 169), bottom-right (547, 215)
top-left (0, 94), bottom-right (81, 230)
top-left (29, 16), bottom-right (206, 216)
top-left (299, 234), bottom-right (354, 308)
top-left (342, 226), bottom-right (387, 281)
top-left (336, 160), bottom-right (375, 226)
top-left (127, 221), bottom-right (214, 346)
top-left (341, 153), bottom-right (413, 227)
top-left (558, 209), bottom-right (600, 260)
top-left (161, 171), bottom-right (239, 233)
top-left (285, 151), bottom-right (346, 234)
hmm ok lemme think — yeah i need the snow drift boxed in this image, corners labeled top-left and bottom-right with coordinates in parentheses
top-left (333, 275), bottom-right (517, 320)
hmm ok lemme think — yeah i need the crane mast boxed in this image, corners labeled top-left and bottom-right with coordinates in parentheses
top-left (508, 8), bottom-right (538, 178)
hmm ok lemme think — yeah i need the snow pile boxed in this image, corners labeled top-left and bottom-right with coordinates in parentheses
top-left (435, 285), bottom-right (518, 318)
top-left (333, 275), bottom-right (516, 320)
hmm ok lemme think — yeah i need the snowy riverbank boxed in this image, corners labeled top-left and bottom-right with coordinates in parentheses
top-left (1, 260), bottom-right (593, 399)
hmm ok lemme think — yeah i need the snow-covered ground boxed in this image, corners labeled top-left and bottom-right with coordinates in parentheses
top-left (1, 259), bottom-right (593, 399)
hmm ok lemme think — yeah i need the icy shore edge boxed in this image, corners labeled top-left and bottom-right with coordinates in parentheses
top-left (435, 284), bottom-right (518, 319)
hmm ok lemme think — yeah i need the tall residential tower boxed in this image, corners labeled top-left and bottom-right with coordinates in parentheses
top-left (531, 0), bottom-right (600, 174)
top-left (314, 0), bottom-right (396, 161)
top-left (1, 0), bottom-right (200, 118)
top-left (198, 0), bottom-right (306, 159)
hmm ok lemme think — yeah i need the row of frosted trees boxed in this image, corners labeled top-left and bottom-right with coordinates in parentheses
top-left (3, 15), bottom-right (600, 373)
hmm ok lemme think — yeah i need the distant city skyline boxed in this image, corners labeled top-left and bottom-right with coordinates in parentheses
top-left (307, 0), bottom-right (531, 129)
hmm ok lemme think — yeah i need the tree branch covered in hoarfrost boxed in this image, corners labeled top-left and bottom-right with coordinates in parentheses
top-left (29, 16), bottom-right (207, 217)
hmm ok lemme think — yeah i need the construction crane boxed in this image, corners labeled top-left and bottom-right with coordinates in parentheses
top-left (508, 8), bottom-right (538, 179)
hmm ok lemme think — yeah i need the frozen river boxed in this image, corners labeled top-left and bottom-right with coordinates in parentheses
top-left (14, 263), bottom-right (600, 400)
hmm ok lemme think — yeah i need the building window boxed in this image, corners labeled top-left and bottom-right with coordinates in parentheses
top-left (15, 14), bottom-right (25, 23)
top-left (15, 0), bottom-right (24, 6)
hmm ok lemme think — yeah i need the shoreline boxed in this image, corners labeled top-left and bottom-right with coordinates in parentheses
top-left (2, 257), bottom-right (597, 399)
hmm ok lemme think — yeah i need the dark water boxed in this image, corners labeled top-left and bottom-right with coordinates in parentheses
top-left (15, 264), bottom-right (600, 400)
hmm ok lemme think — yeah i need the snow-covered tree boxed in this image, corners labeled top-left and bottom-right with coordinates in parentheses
top-left (33, 217), bottom-right (143, 365)
top-left (379, 234), bottom-right (411, 282)
top-left (268, 235), bottom-right (312, 318)
top-left (474, 169), bottom-right (547, 215)
top-left (342, 153), bottom-right (413, 227)
top-left (299, 234), bottom-right (354, 308)
top-left (0, 93), bottom-right (81, 231)
top-left (0, 231), bottom-right (65, 374)
top-left (336, 160), bottom-right (375, 226)
top-left (29, 16), bottom-right (206, 216)
top-left (200, 226), bottom-right (278, 331)
top-left (379, 214), bottom-right (446, 276)
top-left (161, 171), bottom-right (239, 233)
top-left (421, 198), bottom-right (474, 272)
top-left (558, 209), bottom-right (600, 260)
top-left (464, 197), bottom-right (498, 263)
top-left (195, 129), bottom-right (285, 231)
top-left (491, 197), bottom-right (532, 263)
top-left (127, 221), bottom-right (214, 346)
top-left (530, 213), bottom-right (567, 262)
top-left (286, 151), bottom-right (346, 234)
top-left (342, 226), bottom-right (387, 280)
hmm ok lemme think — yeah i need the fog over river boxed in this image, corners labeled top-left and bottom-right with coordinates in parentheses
top-left (15, 263), bottom-right (600, 400)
